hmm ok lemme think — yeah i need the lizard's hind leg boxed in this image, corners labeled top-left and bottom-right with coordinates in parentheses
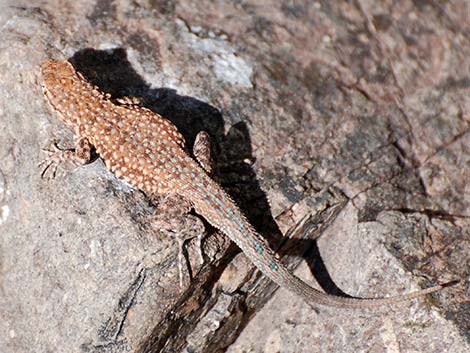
top-left (149, 193), bottom-right (207, 287)
top-left (193, 131), bottom-right (216, 176)
top-left (149, 131), bottom-right (217, 287)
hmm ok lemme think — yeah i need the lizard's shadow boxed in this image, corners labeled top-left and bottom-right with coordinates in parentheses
top-left (69, 48), bottom-right (350, 300)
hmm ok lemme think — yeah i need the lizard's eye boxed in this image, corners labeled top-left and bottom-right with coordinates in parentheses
top-left (59, 77), bottom-right (75, 90)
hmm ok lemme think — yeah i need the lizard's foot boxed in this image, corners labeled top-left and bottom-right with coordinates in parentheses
top-left (39, 137), bottom-right (92, 179)
top-left (38, 141), bottom-right (69, 178)
top-left (193, 131), bottom-right (216, 176)
top-left (174, 231), bottom-right (206, 287)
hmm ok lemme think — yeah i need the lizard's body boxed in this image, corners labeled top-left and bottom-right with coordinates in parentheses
top-left (40, 59), bottom-right (451, 309)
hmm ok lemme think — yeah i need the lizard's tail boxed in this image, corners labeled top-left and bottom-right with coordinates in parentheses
top-left (186, 172), bottom-right (457, 309)
top-left (271, 263), bottom-right (457, 309)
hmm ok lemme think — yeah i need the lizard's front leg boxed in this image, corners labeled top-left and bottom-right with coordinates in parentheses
top-left (39, 136), bottom-right (92, 178)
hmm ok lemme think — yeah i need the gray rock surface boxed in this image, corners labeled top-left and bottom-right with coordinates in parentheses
top-left (0, 0), bottom-right (469, 352)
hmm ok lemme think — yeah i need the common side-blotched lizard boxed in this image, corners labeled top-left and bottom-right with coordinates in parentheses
top-left (40, 59), bottom-right (454, 309)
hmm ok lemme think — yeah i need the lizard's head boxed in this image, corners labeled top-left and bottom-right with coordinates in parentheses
top-left (41, 59), bottom-right (78, 91)
top-left (40, 59), bottom-right (87, 120)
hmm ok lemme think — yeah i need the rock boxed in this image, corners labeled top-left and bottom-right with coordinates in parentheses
top-left (0, 1), bottom-right (468, 352)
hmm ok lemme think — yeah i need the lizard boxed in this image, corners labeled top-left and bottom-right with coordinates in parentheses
top-left (39, 59), bottom-right (456, 309)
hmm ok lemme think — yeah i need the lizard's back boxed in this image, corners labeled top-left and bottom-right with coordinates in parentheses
top-left (41, 59), bottom-right (190, 194)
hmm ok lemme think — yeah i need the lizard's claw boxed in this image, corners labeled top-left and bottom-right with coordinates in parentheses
top-left (38, 142), bottom-right (69, 179)
top-left (39, 142), bottom-right (59, 179)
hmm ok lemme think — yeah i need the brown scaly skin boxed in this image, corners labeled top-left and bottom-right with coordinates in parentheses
top-left (40, 59), bottom-right (457, 309)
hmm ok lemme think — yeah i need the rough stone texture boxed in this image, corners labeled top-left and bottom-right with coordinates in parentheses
top-left (0, 0), bottom-right (469, 352)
